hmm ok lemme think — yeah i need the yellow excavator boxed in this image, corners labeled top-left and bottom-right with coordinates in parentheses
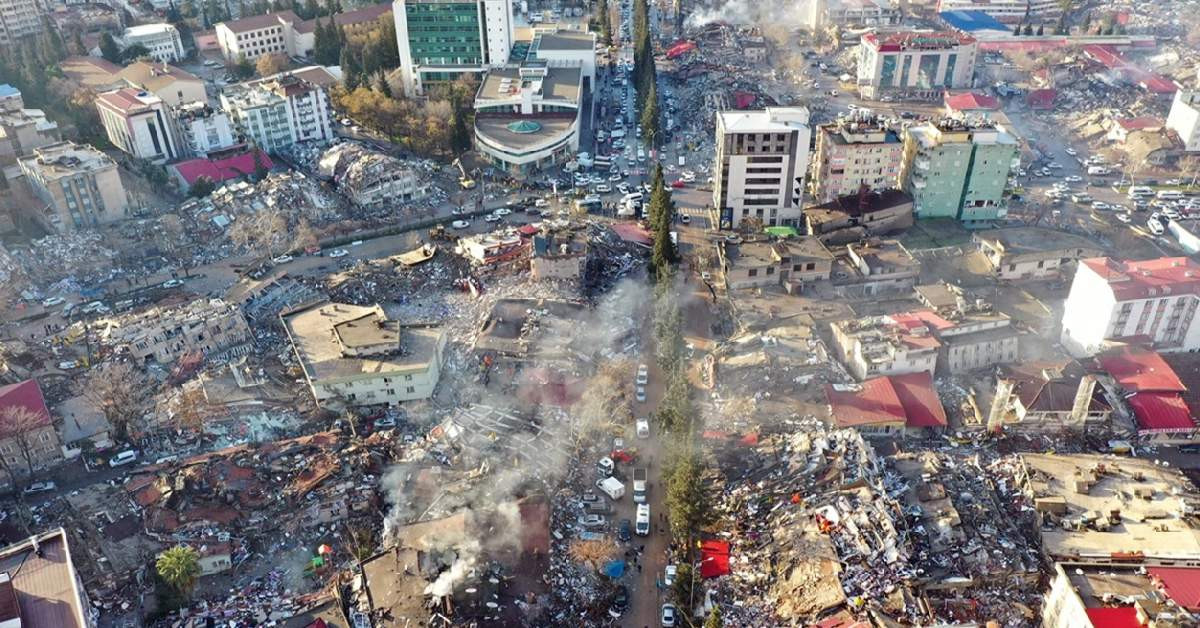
top-left (453, 158), bottom-right (476, 190)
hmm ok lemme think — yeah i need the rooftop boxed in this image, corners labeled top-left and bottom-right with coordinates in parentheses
top-left (173, 150), bottom-right (272, 186)
top-left (0, 528), bottom-right (90, 628)
top-left (862, 30), bottom-right (976, 50)
top-left (847, 238), bottom-right (919, 273)
top-left (825, 372), bottom-right (947, 428)
top-left (283, 302), bottom-right (443, 382)
top-left (123, 23), bottom-right (177, 37)
top-left (18, 142), bottom-right (115, 179)
top-left (217, 10), bottom-right (300, 34)
top-left (1021, 453), bottom-right (1200, 562)
top-left (943, 91), bottom-right (999, 111)
top-left (531, 29), bottom-right (594, 52)
top-left (1081, 257), bottom-right (1200, 301)
top-left (718, 107), bottom-right (810, 134)
top-left (723, 237), bottom-right (834, 269)
top-left (96, 87), bottom-right (162, 114)
top-left (806, 188), bottom-right (912, 225)
top-left (476, 65), bottom-right (582, 104)
top-left (117, 61), bottom-right (202, 93)
top-left (907, 118), bottom-right (1017, 147)
top-left (1096, 345), bottom-right (1186, 393)
top-left (819, 112), bottom-right (899, 145)
top-left (0, 84), bottom-right (18, 98)
top-left (0, 379), bottom-right (51, 428)
top-left (973, 226), bottom-right (1104, 260)
top-left (59, 56), bottom-right (123, 90)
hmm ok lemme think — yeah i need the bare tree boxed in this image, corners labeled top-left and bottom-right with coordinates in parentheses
top-left (171, 387), bottom-right (210, 433)
top-left (0, 405), bottom-right (51, 486)
top-left (228, 207), bottom-right (290, 260)
top-left (81, 362), bottom-right (151, 444)
top-left (568, 539), bottom-right (619, 574)
top-left (291, 218), bottom-right (319, 253)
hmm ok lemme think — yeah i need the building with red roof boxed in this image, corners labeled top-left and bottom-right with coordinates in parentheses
top-left (0, 380), bottom-right (63, 487)
top-left (95, 87), bottom-right (183, 164)
top-left (170, 150), bottom-right (272, 192)
top-left (1062, 257), bottom-right (1200, 358)
top-left (1045, 562), bottom-right (1200, 627)
top-left (1096, 345), bottom-right (1197, 436)
top-left (943, 91), bottom-right (999, 115)
top-left (1108, 117), bottom-right (1163, 144)
top-left (825, 371), bottom-right (947, 436)
top-left (858, 31), bottom-right (978, 100)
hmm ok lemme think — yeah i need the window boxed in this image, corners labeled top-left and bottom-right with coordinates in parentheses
top-left (748, 269), bottom-right (758, 277)
top-left (406, 386), bottom-right (416, 394)
top-left (404, 374), bottom-right (413, 382)
top-left (766, 267), bottom-right (775, 275)
top-left (387, 389), bottom-right (396, 395)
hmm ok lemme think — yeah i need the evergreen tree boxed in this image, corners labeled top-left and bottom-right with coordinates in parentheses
top-left (1036, 24), bottom-right (1044, 35)
top-left (252, 148), bottom-right (269, 180)
top-left (44, 18), bottom-right (65, 61)
top-left (1013, 22), bottom-right (1022, 35)
top-left (1082, 12), bottom-right (1092, 32)
top-left (340, 47), bottom-right (361, 89)
top-left (641, 81), bottom-right (659, 147)
top-left (302, 0), bottom-right (319, 19)
top-left (377, 71), bottom-right (393, 97)
top-left (705, 606), bottom-right (724, 628)
top-left (71, 29), bottom-right (85, 55)
top-left (99, 33), bottom-right (121, 63)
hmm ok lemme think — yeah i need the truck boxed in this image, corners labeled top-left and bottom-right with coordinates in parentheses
top-left (633, 468), bottom-right (647, 503)
top-left (596, 476), bottom-right (625, 501)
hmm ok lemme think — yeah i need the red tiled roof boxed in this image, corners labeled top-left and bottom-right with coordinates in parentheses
top-left (172, 151), bottom-right (271, 186)
top-left (1081, 257), bottom-right (1200, 301)
top-left (1128, 392), bottom-right (1195, 432)
top-left (332, 3), bottom-right (391, 27)
top-left (1026, 88), bottom-right (1057, 109)
top-left (1097, 346), bottom-right (1186, 393)
top-left (1116, 117), bottom-right (1162, 131)
top-left (1085, 607), bottom-right (1142, 628)
top-left (610, 223), bottom-right (652, 247)
top-left (887, 310), bottom-right (950, 350)
top-left (0, 380), bottom-right (51, 430)
top-left (890, 372), bottom-right (949, 428)
top-left (863, 31), bottom-right (975, 51)
top-left (944, 91), bottom-right (999, 111)
top-left (1084, 45), bottom-right (1177, 95)
top-left (1149, 566), bottom-right (1200, 610)
top-left (826, 373), bottom-right (946, 429)
top-left (96, 88), bottom-right (155, 113)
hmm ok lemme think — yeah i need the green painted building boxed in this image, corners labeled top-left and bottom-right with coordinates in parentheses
top-left (393, 0), bottom-right (514, 96)
top-left (900, 119), bottom-right (1017, 226)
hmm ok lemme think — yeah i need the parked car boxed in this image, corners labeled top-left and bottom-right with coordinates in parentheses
top-left (577, 514), bottom-right (606, 528)
top-left (272, 254), bottom-right (294, 264)
top-left (661, 603), bottom-right (678, 627)
top-left (41, 297), bottom-right (64, 307)
top-left (636, 364), bottom-right (649, 385)
top-left (664, 564), bottom-right (678, 587)
top-left (451, 220), bottom-right (471, 229)
top-left (23, 481), bottom-right (56, 495)
top-left (109, 450), bottom-right (138, 467)
top-left (636, 386), bottom-right (646, 403)
top-left (162, 279), bottom-right (184, 288)
top-left (618, 519), bottom-right (632, 541)
top-left (484, 213), bottom-right (501, 223)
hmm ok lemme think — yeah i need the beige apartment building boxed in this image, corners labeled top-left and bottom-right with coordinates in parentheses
top-left (17, 141), bottom-right (128, 232)
top-left (810, 112), bottom-right (904, 203)
top-left (111, 299), bottom-right (252, 364)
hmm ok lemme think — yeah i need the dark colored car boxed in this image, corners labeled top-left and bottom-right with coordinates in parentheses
top-left (618, 518), bottom-right (632, 541)
top-left (608, 585), bottom-right (630, 618)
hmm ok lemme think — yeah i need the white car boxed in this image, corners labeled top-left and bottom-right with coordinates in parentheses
top-left (636, 386), bottom-right (646, 402)
top-left (23, 481), bottom-right (56, 495)
top-left (41, 297), bottom-right (64, 307)
top-left (1065, 175), bottom-right (1083, 183)
top-left (108, 450), bottom-right (138, 467)
top-left (451, 220), bottom-right (470, 229)
top-left (327, 249), bottom-right (349, 258)
top-left (636, 363), bottom-right (649, 385)
top-left (1116, 213), bottom-right (1132, 223)
top-left (162, 279), bottom-right (184, 288)
top-left (1065, 148), bottom-right (1077, 156)
top-left (577, 514), bottom-right (606, 528)
top-left (272, 254), bottom-right (294, 264)
top-left (609, 173), bottom-right (622, 182)
top-left (81, 301), bottom-right (108, 314)
top-left (495, 208), bottom-right (512, 216)
top-left (535, 199), bottom-right (550, 208)
top-left (1148, 219), bottom-right (1165, 235)
top-left (1092, 201), bottom-right (1109, 211)
top-left (484, 213), bottom-right (502, 223)
top-left (664, 565), bottom-right (678, 587)
top-left (595, 184), bottom-right (612, 193)
top-left (680, 170), bottom-right (696, 182)
top-left (661, 603), bottom-right (677, 627)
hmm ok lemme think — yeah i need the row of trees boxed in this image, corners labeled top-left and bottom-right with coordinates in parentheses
top-left (332, 77), bottom-right (474, 158)
top-left (593, 0), bottom-right (612, 46)
top-left (632, 0), bottom-right (660, 147)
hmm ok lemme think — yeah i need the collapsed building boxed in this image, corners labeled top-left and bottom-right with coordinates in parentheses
top-left (316, 141), bottom-right (430, 206)
top-left (106, 298), bottom-right (253, 364)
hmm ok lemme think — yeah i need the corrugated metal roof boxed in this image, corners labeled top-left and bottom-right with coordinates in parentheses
top-left (1128, 392), bottom-right (1195, 432)
top-left (1149, 566), bottom-right (1200, 610)
top-left (1097, 345), bottom-right (1186, 393)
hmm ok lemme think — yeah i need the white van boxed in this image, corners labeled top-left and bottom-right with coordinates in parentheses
top-left (621, 191), bottom-right (644, 205)
top-left (635, 503), bottom-right (650, 536)
top-left (1127, 186), bottom-right (1154, 198)
top-left (109, 450), bottom-right (138, 467)
top-left (636, 418), bottom-right (649, 438)
top-left (1087, 166), bottom-right (1110, 176)
top-left (1157, 190), bottom-right (1184, 200)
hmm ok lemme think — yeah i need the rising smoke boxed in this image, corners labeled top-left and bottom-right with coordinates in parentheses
top-left (684, 0), bottom-right (817, 30)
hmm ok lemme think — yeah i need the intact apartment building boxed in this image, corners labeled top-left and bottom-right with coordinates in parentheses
top-left (1166, 90), bottom-right (1200, 152)
top-left (0, 0), bottom-right (45, 47)
top-left (393, 0), bottom-right (515, 96)
top-left (936, 0), bottom-right (1061, 23)
top-left (899, 118), bottom-right (1017, 224)
top-left (857, 31), bottom-right (977, 100)
top-left (282, 302), bottom-right (448, 408)
top-left (809, 112), bottom-right (903, 204)
top-left (118, 62), bottom-right (207, 107)
top-left (173, 101), bottom-right (237, 156)
top-left (717, 237), bottom-right (834, 291)
top-left (215, 11), bottom-right (303, 61)
top-left (111, 298), bottom-right (252, 364)
top-left (0, 380), bottom-right (63, 488)
top-left (1061, 257), bottom-right (1200, 357)
top-left (96, 88), bottom-right (183, 164)
top-left (712, 107), bottom-right (811, 230)
top-left (18, 141), bottom-right (128, 232)
top-left (121, 23), bottom-right (185, 63)
top-left (800, 0), bottom-right (901, 29)
top-left (220, 73), bottom-right (333, 152)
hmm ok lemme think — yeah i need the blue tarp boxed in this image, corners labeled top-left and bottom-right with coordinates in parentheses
top-left (939, 10), bottom-right (1010, 33)
top-left (603, 560), bottom-right (626, 578)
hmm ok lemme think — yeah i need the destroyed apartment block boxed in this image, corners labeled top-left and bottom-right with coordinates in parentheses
top-left (981, 359), bottom-right (1114, 434)
top-left (474, 298), bottom-right (591, 360)
top-left (456, 230), bottom-right (529, 270)
top-left (830, 238), bottom-right (920, 298)
top-left (106, 297), bottom-right (252, 364)
top-left (224, 271), bottom-right (325, 322)
top-left (529, 228), bottom-right (588, 282)
top-left (716, 236), bottom-right (833, 292)
top-left (830, 302), bottom-right (1020, 380)
top-left (282, 301), bottom-right (447, 409)
top-left (1016, 453), bottom-right (1200, 565)
top-left (973, 227), bottom-right (1105, 281)
top-left (1043, 562), bottom-right (1200, 627)
top-left (803, 188), bottom-right (914, 246)
top-left (316, 141), bottom-right (430, 206)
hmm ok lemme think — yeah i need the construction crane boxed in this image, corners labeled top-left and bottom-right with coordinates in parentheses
top-left (453, 158), bottom-right (476, 190)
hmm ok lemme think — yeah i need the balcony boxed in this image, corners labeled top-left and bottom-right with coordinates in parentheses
top-left (914, 158), bottom-right (930, 170)
top-left (911, 178), bottom-right (927, 189)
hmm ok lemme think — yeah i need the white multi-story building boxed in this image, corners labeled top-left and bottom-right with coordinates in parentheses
top-left (1167, 90), bottom-right (1200, 152)
top-left (282, 302), bottom-right (448, 409)
top-left (473, 62), bottom-right (582, 178)
top-left (220, 73), bottom-right (332, 152)
top-left (393, 0), bottom-right (515, 96)
top-left (173, 101), bottom-right (236, 156)
top-left (801, 0), bottom-right (902, 29)
top-left (937, 0), bottom-right (1061, 24)
top-left (96, 87), bottom-right (182, 163)
top-left (857, 31), bottom-right (978, 100)
top-left (121, 23), bottom-right (185, 63)
top-left (214, 11), bottom-right (301, 61)
top-left (712, 107), bottom-right (811, 230)
top-left (0, 0), bottom-right (45, 47)
top-left (1060, 257), bottom-right (1200, 357)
